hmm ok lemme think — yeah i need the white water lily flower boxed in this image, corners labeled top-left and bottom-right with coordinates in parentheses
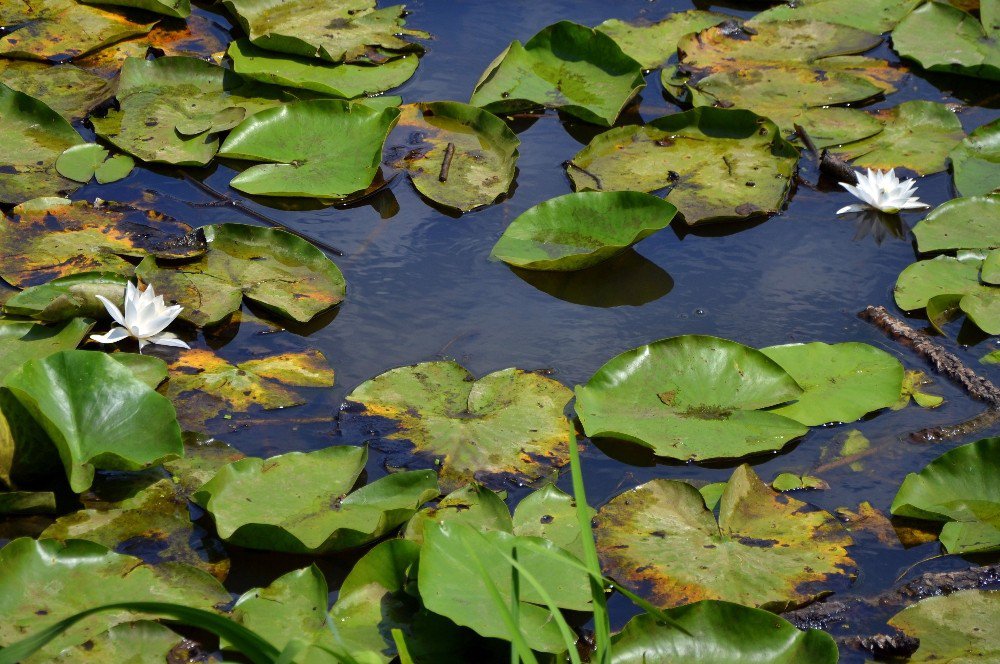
top-left (837, 168), bottom-right (929, 215)
top-left (90, 282), bottom-right (190, 351)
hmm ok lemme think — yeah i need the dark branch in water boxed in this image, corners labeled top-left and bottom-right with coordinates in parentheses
top-left (793, 123), bottom-right (819, 162)
top-left (820, 150), bottom-right (857, 183)
top-left (564, 160), bottom-right (603, 189)
top-left (438, 142), bottom-right (455, 182)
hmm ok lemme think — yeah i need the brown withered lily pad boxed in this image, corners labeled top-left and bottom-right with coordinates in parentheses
top-left (595, 464), bottom-right (856, 611)
top-left (0, 60), bottom-right (111, 122)
top-left (0, 198), bottom-right (206, 289)
top-left (341, 361), bottom-right (574, 493)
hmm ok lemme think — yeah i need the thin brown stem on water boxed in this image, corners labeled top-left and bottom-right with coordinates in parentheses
top-left (563, 160), bottom-right (602, 189)
top-left (820, 150), bottom-right (858, 183)
top-left (438, 142), bottom-right (455, 182)
top-left (794, 123), bottom-right (820, 162)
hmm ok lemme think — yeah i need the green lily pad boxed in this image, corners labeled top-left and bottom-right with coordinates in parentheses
top-left (984, 250), bottom-right (1000, 284)
top-left (342, 361), bottom-right (574, 493)
top-left (4, 272), bottom-right (128, 322)
top-left (403, 482), bottom-right (513, 544)
top-left (221, 0), bottom-right (428, 63)
top-left (699, 482), bottom-right (727, 510)
top-left (228, 38), bottom-right (418, 97)
top-left (0, 537), bottom-right (228, 660)
top-left (566, 108), bottom-right (798, 226)
top-left (490, 191), bottom-right (676, 271)
top-left (161, 347), bottom-right (334, 430)
top-left (49, 621), bottom-right (185, 664)
top-left (0, 84), bottom-right (83, 206)
top-left (391, 101), bottom-right (520, 212)
top-left (82, 0), bottom-right (189, 19)
top-left (3, 350), bottom-right (183, 493)
top-left (0, 198), bottom-right (205, 289)
top-left (0, 490), bottom-right (56, 514)
top-left (891, 437), bottom-right (1000, 553)
top-left (0, 318), bottom-right (92, 382)
top-left (892, 0), bottom-right (1000, 81)
top-left (163, 433), bottom-right (245, 500)
top-left (512, 483), bottom-right (593, 561)
top-left (0, 60), bottom-right (111, 122)
top-left (754, 0), bottom-right (921, 33)
top-left (594, 465), bottom-right (855, 610)
top-left (895, 255), bottom-right (1000, 334)
top-left (111, 352), bottom-right (168, 389)
top-left (574, 335), bottom-right (807, 461)
top-left (951, 119), bottom-right (1000, 197)
top-left (596, 10), bottom-right (730, 70)
top-left (470, 21), bottom-right (645, 127)
top-left (136, 223), bottom-right (346, 327)
top-left (888, 590), bottom-right (1000, 661)
top-left (831, 101), bottom-right (966, 175)
top-left (91, 56), bottom-right (289, 167)
top-left (610, 601), bottom-right (838, 663)
top-left (894, 369), bottom-right (945, 409)
top-left (218, 99), bottom-right (400, 198)
top-left (55, 144), bottom-right (109, 183)
top-left (417, 520), bottom-right (591, 653)
top-left (914, 196), bottom-right (1000, 252)
top-left (772, 473), bottom-right (828, 492)
top-left (760, 342), bottom-right (904, 426)
top-left (94, 154), bottom-right (134, 184)
top-left (193, 445), bottom-right (439, 553)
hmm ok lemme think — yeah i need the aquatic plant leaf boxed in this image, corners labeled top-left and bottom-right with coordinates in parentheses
top-left (951, 119), bottom-right (1000, 197)
top-left (0, 537), bottom-right (228, 660)
top-left (4, 273), bottom-right (128, 323)
top-left (403, 483), bottom-right (513, 544)
top-left (575, 335), bottom-right (806, 461)
top-left (136, 223), bottom-right (346, 327)
top-left (984, 250), bottom-right (1000, 285)
top-left (772, 473), bottom-right (828, 492)
top-left (91, 56), bottom-right (288, 166)
top-left (760, 342), bottom-right (904, 426)
top-left (889, 590), bottom-right (1000, 661)
top-left (161, 348), bottom-right (334, 429)
top-left (0, 85), bottom-right (83, 206)
top-left (490, 191), bottom-right (676, 271)
top-left (914, 196), bottom-right (1000, 252)
top-left (596, 10), bottom-right (730, 70)
top-left (470, 21), bottom-right (645, 127)
top-left (3, 350), bottom-right (183, 492)
top-left (94, 155), bottom-right (134, 184)
top-left (110, 352), bottom-right (167, 389)
top-left (0, 318), bottom-right (92, 382)
top-left (754, 0), bottom-right (920, 33)
top-left (610, 601), bottom-right (838, 663)
top-left (892, 0), bottom-right (1000, 81)
top-left (512, 483), bottom-right (593, 561)
top-left (895, 255), bottom-right (1000, 334)
top-left (0, 198), bottom-right (204, 289)
top-left (566, 108), bottom-right (798, 226)
top-left (0, 60), bottom-right (110, 122)
top-left (594, 465), bottom-right (855, 610)
top-left (893, 370), bottom-right (944, 409)
top-left (391, 101), bottom-right (519, 212)
top-left (699, 482), bottom-right (727, 510)
top-left (831, 101), bottom-right (966, 175)
top-left (891, 437), bottom-right (1000, 553)
top-left (82, 0), bottom-right (189, 19)
top-left (0, 490), bottom-right (56, 514)
top-left (342, 361), bottom-right (574, 493)
top-left (417, 520), bottom-right (592, 653)
top-left (193, 445), bottom-right (439, 553)
top-left (163, 433), bottom-right (244, 500)
top-left (218, 99), bottom-right (399, 198)
top-left (49, 621), bottom-right (185, 664)
top-left (228, 38), bottom-right (417, 97)
top-left (55, 144), bottom-right (108, 183)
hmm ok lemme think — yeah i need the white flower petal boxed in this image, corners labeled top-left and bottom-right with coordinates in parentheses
top-left (94, 295), bottom-right (127, 327)
top-left (90, 327), bottom-right (131, 344)
top-left (124, 282), bottom-right (140, 327)
top-left (146, 332), bottom-right (190, 349)
top-left (837, 204), bottom-right (867, 214)
top-left (140, 307), bottom-right (183, 337)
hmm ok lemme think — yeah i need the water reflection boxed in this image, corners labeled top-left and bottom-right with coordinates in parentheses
top-left (846, 209), bottom-right (909, 245)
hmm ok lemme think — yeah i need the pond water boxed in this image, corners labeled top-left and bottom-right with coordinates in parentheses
top-left (5, 0), bottom-right (1000, 659)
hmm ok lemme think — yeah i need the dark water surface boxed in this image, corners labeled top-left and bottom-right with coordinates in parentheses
top-left (13, 0), bottom-right (1000, 659)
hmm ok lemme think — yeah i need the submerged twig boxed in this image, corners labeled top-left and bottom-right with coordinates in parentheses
top-left (820, 150), bottom-right (857, 183)
top-left (563, 161), bottom-right (603, 189)
top-left (793, 123), bottom-right (819, 163)
top-left (438, 142), bottom-right (455, 182)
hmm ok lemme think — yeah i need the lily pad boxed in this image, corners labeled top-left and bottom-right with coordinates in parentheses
top-left (163, 433), bottom-right (245, 500)
top-left (490, 191), bottom-right (676, 271)
top-left (888, 590), bottom-right (1000, 661)
top-left (0, 537), bottom-right (228, 660)
top-left (574, 335), bottom-right (807, 461)
top-left (760, 342), bottom-right (904, 426)
top-left (594, 465), bottom-right (855, 610)
top-left (891, 437), bottom-right (1000, 553)
top-left (831, 101), bottom-right (966, 175)
top-left (596, 10), bottom-right (730, 70)
top-left (470, 21), bottom-right (645, 127)
top-left (951, 119), bottom-right (1000, 197)
top-left (218, 99), bottom-right (400, 198)
top-left (193, 445), bottom-right (439, 553)
top-left (161, 347), bottom-right (334, 429)
top-left (3, 350), bottom-right (183, 493)
top-left (82, 0), bottom-right (189, 19)
top-left (391, 101), bottom-right (520, 212)
top-left (403, 482), bottom-right (513, 544)
top-left (55, 144), bottom-right (109, 183)
top-left (135, 223), bottom-right (346, 327)
top-left (111, 352), bottom-right (168, 389)
top-left (0, 60), bottom-right (111, 122)
top-left (512, 483), bottom-right (593, 561)
top-left (566, 108), bottom-right (798, 226)
top-left (772, 473), bottom-right (828, 492)
top-left (341, 361), bottom-right (574, 493)
top-left (913, 196), bottom-right (1000, 252)
top-left (49, 621), bottom-right (185, 664)
top-left (610, 601), bottom-right (838, 663)
top-left (221, 0), bottom-right (428, 63)
top-left (0, 198), bottom-right (205, 289)
top-left (4, 273), bottom-right (128, 322)
top-left (895, 255), bottom-right (1000, 334)
top-left (892, 0), bottom-right (1000, 81)
top-left (754, 0), bottom-right (921, 33)
top-left (0, 318), bottom-right (92, 381)
top-left (0, 490), bottom-right (56, 514)
top-left (94, 154), bottom-right (135, 184)
top-left (0, 84), bottom-right (83, 206)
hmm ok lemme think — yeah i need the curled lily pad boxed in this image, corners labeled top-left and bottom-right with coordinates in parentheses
top-left (575, 335), bottom-right (807, 461)
top-left (596, 10), bottom-right (730, 70)
top-left (566, 108), bottom-right (798, 226)
top-left (753, 0), bottom-right (921, 33)
top-left (0, 318), bottom-right (92, 381)
top-left (895, 255), bottom-right (1000, 334)
top-left (888, 590), bottom-right (1000, 661)
top-left (891, 437), bottom-right (1000, 553)
top-left (0, 60), bottom-right (110, 122)
top-left (4, 273), bottom-right (128, 322)
top-left (0, 537), bottom-right (228, 660)
top-left (470, 21), bottom-right (645, 127)
top-left (951, 119), bottom-right (1000, 197)
top-left (136, 223), bottom-right (346, 327)
top-left (611, 601), bottom-right (838, 663)
top-left (403, 482), bottom-right (513, 544)
top-left (892, 0), bottom-right (1000, 81)
top-left (913, 196), bottom-right (1000, 252)
top-left (391, 101), bottom-right (520, 212)
top-left (0, 198), bottom-right (205, 289)
top-left (3, 350), bottom-right (183, 492)
top-left (490, 191), bottom-right (676, 271)
top-left (760, 342), bottom-right (904, 426)
top-left (0, 84), bottom-right (83, 206)
top-left (341, 361), bottom-right (574, 493)
top-left (193, 445), bottom-right (439, 553)
top-left (594, 465), bottom-right (855, 611)
top-left (218, 99), bottom-right (400, 198)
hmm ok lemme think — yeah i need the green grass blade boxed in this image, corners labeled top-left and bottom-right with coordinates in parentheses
top-left (392, 628), bottom-right (414, 664)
